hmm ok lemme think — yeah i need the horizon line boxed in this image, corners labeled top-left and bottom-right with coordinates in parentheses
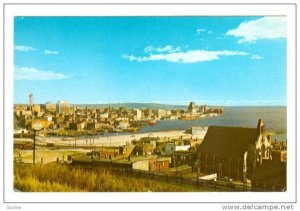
top-left (13, 101), bottom-right (287, 107)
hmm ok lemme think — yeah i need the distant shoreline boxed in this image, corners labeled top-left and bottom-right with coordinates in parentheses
top-left (13, 102), bottom-right (287, 110)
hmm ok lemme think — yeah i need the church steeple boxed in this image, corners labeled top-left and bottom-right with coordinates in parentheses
top-left (257, 119), bottom-right (265, 135)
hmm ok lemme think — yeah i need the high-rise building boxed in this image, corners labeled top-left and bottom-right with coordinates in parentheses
top-left (32, 104), bottom-right (41, 113)
top-left (187, 102), bottom-right (197, 114)
top-left (133, 109), bottom-right (142, 120)
top-left (155, 109), bottom-right (167, 118)
top-left (56, 100), bottom-right (70, 114)
top-left (28, 93), bottom-right (33, 111)
top-left (45, 101), bottom-right (56, 112)
top-left (199, 105), bottom-right (207, 114)
top-left (29, 93), bottom-right (33, 105)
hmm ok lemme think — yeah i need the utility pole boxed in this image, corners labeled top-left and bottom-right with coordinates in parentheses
top-left (31, 122), bottom-right (43, 164)
top-left (33, 130), bottom-right (36, 164)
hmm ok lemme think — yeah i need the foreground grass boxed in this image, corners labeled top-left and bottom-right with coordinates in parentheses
top-left (14, 163), bottom-right (203, 192)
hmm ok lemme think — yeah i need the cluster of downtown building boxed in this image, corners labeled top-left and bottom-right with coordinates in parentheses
top-left (14, 96), bottom-right (223, 133)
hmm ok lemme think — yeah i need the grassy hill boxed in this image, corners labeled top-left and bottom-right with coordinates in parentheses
top-left (14, 163), bottom-right (205, 192)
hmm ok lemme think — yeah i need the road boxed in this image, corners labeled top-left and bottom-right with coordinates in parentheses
top-left (14, 129), bottom-right (206, 148)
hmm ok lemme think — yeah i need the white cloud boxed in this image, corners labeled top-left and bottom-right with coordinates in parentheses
top-left (226, 17), bottom-right (286, 43)
top-left (123, 50), bottom-right (248, 64)
top-left (14, 66), bottom-right (69, 80)
top-left (44, 50), bottom-right (59, 55)
top-left (144, 45), bottom-right (181, 53)
top-left (144, 46), bottom-right (155, 53)
top-left (14, 45), bottom-right (35, 52)
top-left (251, 54), bottom-right (264, 60)
top-left (196, 28), bottom-right (206, 35)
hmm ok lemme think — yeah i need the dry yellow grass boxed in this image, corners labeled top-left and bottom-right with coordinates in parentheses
top-left (14, 163), bottom-right (203, 192)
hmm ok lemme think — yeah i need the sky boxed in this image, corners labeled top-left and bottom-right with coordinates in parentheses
top-left (14, 16), bottom-right (287, 106)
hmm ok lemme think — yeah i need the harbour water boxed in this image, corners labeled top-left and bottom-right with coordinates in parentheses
top-left (138, 106), bottom-right (287, 141)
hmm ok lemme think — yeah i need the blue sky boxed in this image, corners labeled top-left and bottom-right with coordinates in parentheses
top-left (14, 16), bottom-right (286, 106)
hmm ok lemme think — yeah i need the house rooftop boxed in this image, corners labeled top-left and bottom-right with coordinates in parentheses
top-left (157, 157), bottom-right (172, 162)
top-left (72, 155), bottom-right (117, 163)
top-left (198, 125), bottom-right (259, 157)
top-left (113, 155), bottom-right (157, 164)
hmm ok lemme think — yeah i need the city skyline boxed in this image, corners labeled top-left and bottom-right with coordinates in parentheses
top-left (14, 16), bottom-right (286, 106)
